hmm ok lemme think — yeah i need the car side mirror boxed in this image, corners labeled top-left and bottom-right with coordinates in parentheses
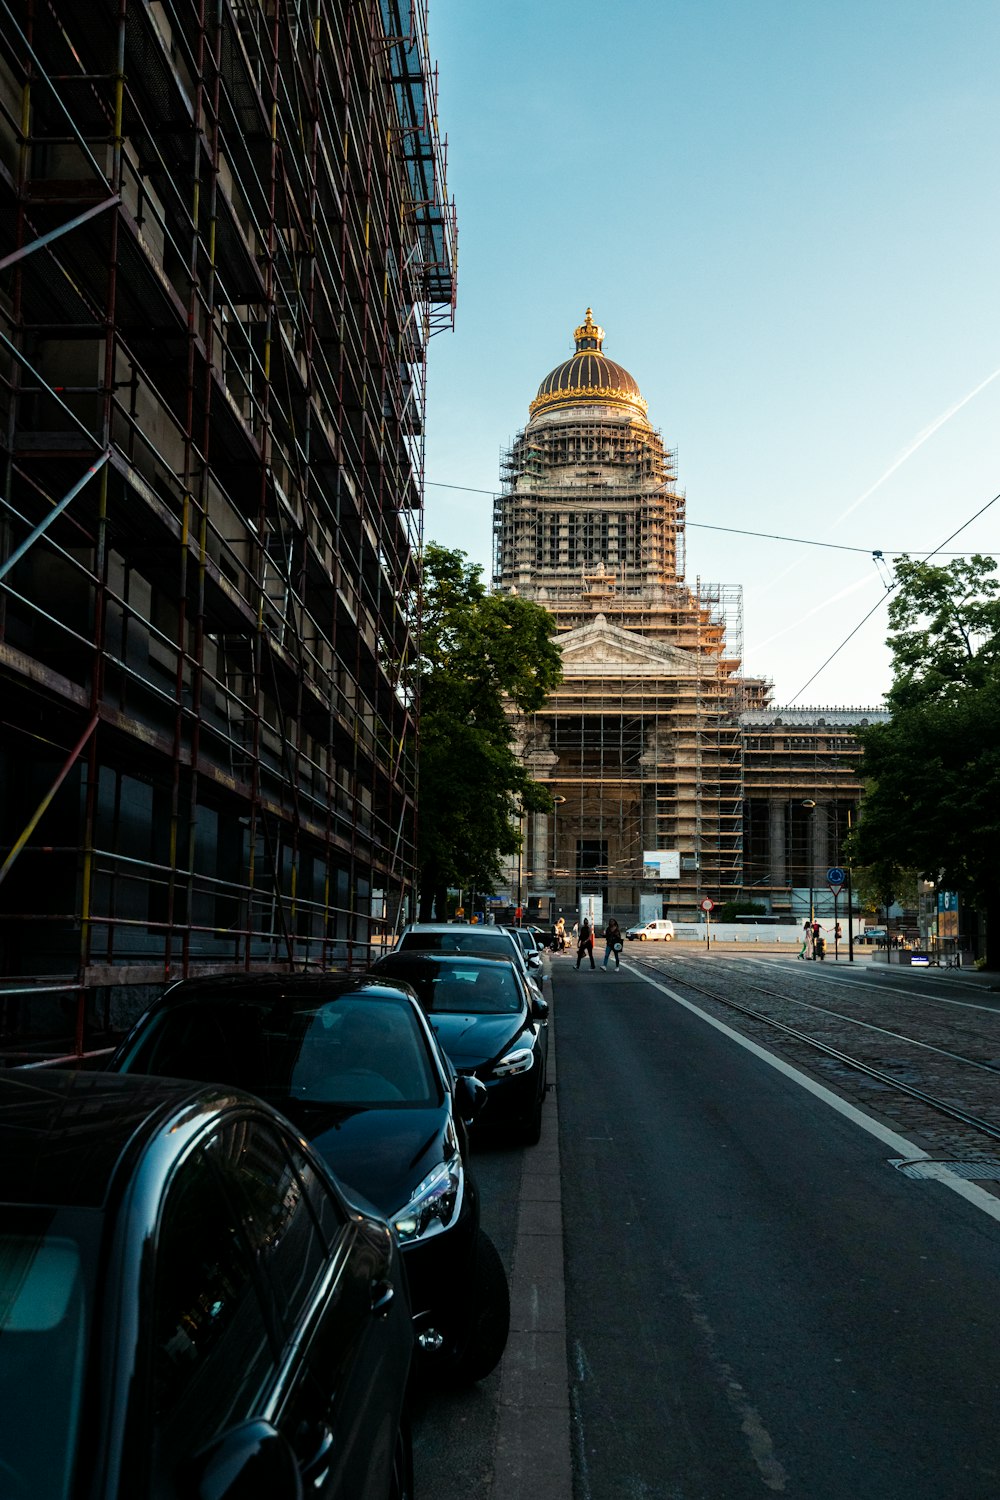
top-left (526, 952), bottom-right (543, 969)
top-left (531, 996), bottom-right (549, 1021)
top-left (188, 1419), bottom-right (303, 1500)
top-left (455, 1073), bottom-right (488, 1122)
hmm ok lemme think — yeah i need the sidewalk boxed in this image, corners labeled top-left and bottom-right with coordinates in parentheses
top-left (494, 962), bottom-right (571, 1499)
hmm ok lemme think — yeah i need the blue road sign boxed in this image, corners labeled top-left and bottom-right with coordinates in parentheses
top-left (827, 867), bottom-right (846, 885)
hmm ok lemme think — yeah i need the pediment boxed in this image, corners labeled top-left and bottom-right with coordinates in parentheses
top-left (557, 613), bottom-right (702, 677)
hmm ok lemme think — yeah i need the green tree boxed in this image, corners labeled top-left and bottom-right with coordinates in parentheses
top-left (414, 545), bottom-right (563, 920)
top-left (849, 555), bottom-right (1000, 966)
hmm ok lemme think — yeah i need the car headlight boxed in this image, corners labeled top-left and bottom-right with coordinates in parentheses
top-left (492, 1044), bottom-right (535, 1078)
top-left (392, 1144), bottom-right (464, 1244)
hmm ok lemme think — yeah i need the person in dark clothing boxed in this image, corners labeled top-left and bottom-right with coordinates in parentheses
top-left (602, 917), bottom-right (623, 970)
top-left (576, 918), bottom-right (595, 969)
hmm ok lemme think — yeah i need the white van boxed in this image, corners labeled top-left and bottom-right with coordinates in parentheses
top-left (625, 919), bottom-right (675, 942)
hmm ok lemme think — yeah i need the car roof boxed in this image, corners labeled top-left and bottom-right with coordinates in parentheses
top-left (159, 972), bottom-right (423, 1014)
top-left (374, 952), bottom-right (520, 972)
top-left (0, 1069), bottom-right (235, 1210)
top-left (397, 925), bottom-right (520, 949)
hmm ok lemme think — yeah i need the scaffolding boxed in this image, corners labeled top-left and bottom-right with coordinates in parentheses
top-left (741, 705), bottom-right (890, 917)
top-left (493, 342), bottom-right (751, 922)
top-left (0, 0), bottom-right (456, 1054)
top-left (494, 313), bottom-right (879, 927)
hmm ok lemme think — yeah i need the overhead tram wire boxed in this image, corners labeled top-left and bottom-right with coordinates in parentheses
top-left (425, 482), bottom-right (980, 558)
top-left (786, 486), bottom-right (1000, 705)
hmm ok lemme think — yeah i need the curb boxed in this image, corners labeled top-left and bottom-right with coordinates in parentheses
top-left (493, 999), bottom-right (571, 1498)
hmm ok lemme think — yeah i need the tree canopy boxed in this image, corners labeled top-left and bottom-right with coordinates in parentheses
top-left (849, 555), bottom-right (1000, 964)
top-left (414, 544), bottom-right (563, 919)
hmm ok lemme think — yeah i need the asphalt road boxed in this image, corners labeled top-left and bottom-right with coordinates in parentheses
top-left (557, 959), bottom-right (1000, 1499)
top-left (412, 953), bottom-right (1000, 1498)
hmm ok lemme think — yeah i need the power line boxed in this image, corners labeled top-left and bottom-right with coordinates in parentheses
top-left (785, 488), bottom-right (1000, 705)
top-left (425, 479), bottom-right (978, 557)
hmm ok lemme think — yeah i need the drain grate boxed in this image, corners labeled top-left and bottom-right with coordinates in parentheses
top-left (889, 1158), bottom-right (1000, 1181)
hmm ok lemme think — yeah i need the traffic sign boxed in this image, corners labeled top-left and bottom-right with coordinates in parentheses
top-left (827, 867), bottom-right (846, 885)
top-left (700, 898), bottom-right (714, 912)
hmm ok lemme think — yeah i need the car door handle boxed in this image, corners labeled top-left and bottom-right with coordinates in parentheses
top-left (371, 1278), bottom-right (395, 1317)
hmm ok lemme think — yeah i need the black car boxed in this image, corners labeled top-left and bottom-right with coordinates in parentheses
top-left (371, 952), bottom-right (549, 1145)
top-left (394, 922), bottom-right (545, 1001)
top-left (0, 1068), bottom-right (412, 1500)
top-left (110, 973), bottom-right (510, 1385)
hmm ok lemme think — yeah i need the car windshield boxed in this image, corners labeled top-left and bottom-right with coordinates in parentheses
top-left (117, 994), bottom-right (440, 1108)
top-left (0, 1210), bottom-right (95, 1500)
top-left (397, 930), bottom-right (515, 957)
top-left (379, 961), bottom-right (523, 1015)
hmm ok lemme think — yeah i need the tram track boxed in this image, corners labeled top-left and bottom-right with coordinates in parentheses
top-left (630, 951), bottom-right (1000, 1159)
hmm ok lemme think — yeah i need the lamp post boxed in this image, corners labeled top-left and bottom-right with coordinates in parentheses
top-left (802, 798), bottom-right (855, 963)
top-left (552, 795), bottom-right (566, 925)
top-left (801, 800), bottom-right (816, 922)
top-left (514, 799), bottom-right (524, 926)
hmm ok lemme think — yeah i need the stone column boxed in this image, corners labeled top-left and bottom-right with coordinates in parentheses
top-left (769, 800), bottom-right (786, 887)
top-left (532, 812), bottom-right (549, 889)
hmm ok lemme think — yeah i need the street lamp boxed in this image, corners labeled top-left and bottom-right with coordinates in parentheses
top-left (801, 798), bottom-right (854, 962)
top-left (801, 800), bottom-right (816, 922)
top-left (552, 795), bottom-right (566, 925)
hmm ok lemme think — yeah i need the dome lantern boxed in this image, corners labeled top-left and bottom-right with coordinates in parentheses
top-left (574, 307), bottom-right (604, 352)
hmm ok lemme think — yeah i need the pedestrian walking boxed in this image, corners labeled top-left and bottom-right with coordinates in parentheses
top-left (799, 919), bottom-right (812, 960)
top-left (602, 916), bottom-right (623, 969)
top-left (555, 916), bottom-right (566, 952)
top-left (575, 918), bottom-right (595, 969)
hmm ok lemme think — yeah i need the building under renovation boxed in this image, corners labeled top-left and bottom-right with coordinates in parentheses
top-left (494, 312), bottom-right (887, 927)
top-left (0, 0), bottom-right (456, 1046)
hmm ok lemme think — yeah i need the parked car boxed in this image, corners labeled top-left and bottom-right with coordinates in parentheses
top-left (372, 951), bottom-right (549, 1145)
top-left (626, 919), bottom-right (675, 942)
top-left (0, 1067), bottom-right (413, 1500)
top-left (501, 923), bottom-right (547, 971)
top-left (524, 923), bottom-right (556, 949)
top-left (109, 972), bottom-right (509, 1385)
top-left (394, 922), bottom-right (544, 1000)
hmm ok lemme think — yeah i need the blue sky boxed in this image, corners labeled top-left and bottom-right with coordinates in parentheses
top-left (422, 0), bottom-right (1000, 707)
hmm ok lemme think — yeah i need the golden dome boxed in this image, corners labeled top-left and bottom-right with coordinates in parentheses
top-left (530, 309), bottom-right (648, 419)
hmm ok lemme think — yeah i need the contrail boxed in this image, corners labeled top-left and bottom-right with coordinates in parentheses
top-left (831, 363), bottom-right (1000, 529)
top-left (750, 573), bottom-right (875, 653)
top-left (747, 363), bottom-right (1000, 603)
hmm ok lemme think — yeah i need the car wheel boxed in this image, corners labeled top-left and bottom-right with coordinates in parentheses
top-left (639, 932), bottom-right (647, 941)
top-left (518, 1081), bottom-right (545, 1146)
top-left (387, 1412), bottom-right (413, 1500)
top-left (449, 1229), bottom-right (510, 1384)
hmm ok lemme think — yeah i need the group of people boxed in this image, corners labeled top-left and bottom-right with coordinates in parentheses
top-left (550, 915), bottom-right (624, 970)
top-left (799, 919), bottom-right (826, 960)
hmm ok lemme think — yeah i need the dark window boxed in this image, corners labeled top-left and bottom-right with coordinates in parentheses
top-left (151, 1140), bottom-right (277, 1465)
top-left (215, 1122), bottom-right (333, 1339)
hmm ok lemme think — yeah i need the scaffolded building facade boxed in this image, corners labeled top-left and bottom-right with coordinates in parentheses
top-left (0, 0), bottom-right (456, 1047)
top-left (494, 311), bottom-right (759, 924)
top-left (740, 705), bottom-right (888, 920)
top-left (494, 312), bottom-right (887, 927)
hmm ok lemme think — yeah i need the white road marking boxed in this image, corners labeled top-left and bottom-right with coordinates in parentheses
top-left (635, 969), bottom-right (1000, 1226)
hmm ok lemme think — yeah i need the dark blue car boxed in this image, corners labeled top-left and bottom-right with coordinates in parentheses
top-left (0, 1068), bottom-right (413, 1499)
top-left (372, 952), bottom-right (549, 1145)
top-left (110, 972), bottom-right (510, 1385)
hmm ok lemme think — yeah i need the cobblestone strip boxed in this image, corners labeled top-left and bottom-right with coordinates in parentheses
top-left (643, 954), bottom-right (1000, 1180)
